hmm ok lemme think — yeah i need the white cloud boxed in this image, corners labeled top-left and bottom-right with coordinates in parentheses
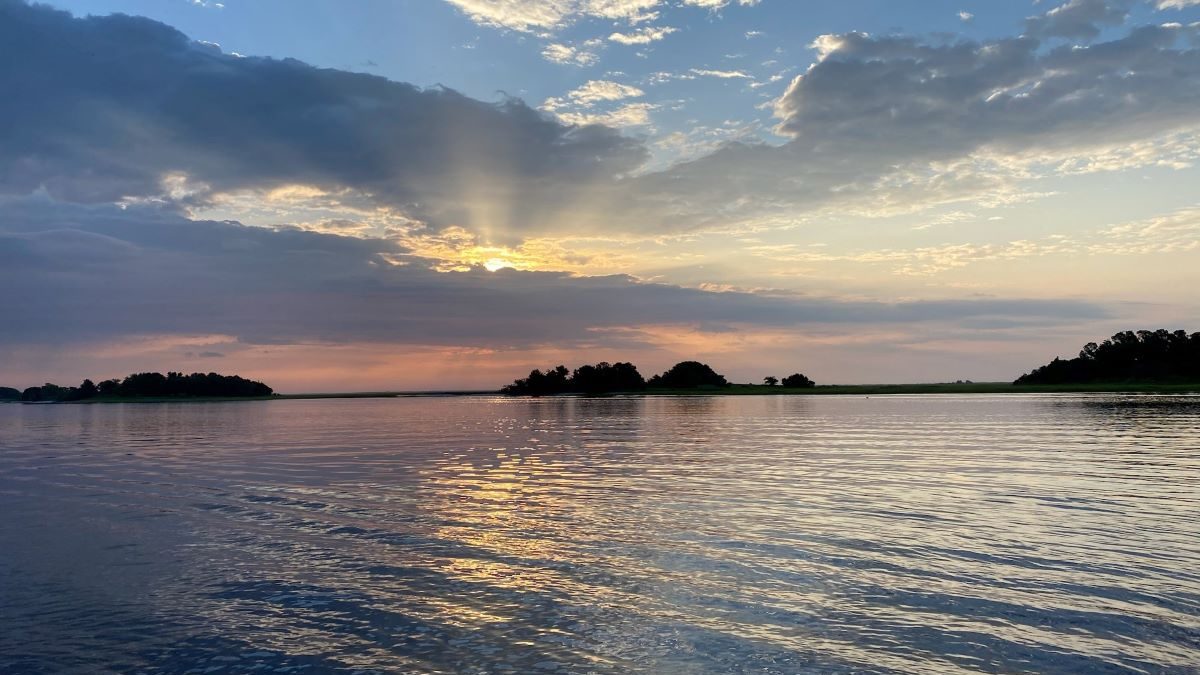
top-left (553, 102), bottom-right (658, 127)
top-left (958, 10), bottom-right (974, 22)
top-left (683, 0), bottom-right (761, 9)
top-left (541, 79), bottom-right (654, 128)
top-left (441, 0), bottom-right (758, 32)
top-left (1155, 0), bottom-right (1200, 8)
top-left (748, 70), bottom-right (789, 89)
top-left (441, 0), bottom-right (661, 31)
top-left (541, 42), bottom-right (599, 66)
top-left (551, 80), bottom-right (646, 108)
top-left (608, 25), bottom-right (677, 44)
top-left (642, 70), bottom-right (697, 84)
top-left (689, 68), bottom-right (752, 78)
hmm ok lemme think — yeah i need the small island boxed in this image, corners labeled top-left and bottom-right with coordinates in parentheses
top-left (501, 360), bottom-right (817, 396)
top-left (8, 372), bottom-right (273, 403)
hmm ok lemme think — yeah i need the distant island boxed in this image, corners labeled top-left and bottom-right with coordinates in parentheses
top-left (498, 329), bottom-right (1200, 397)
top-left (1015, 329), bottom-right (1200, 385)
top-left (4, 330), bottom-right (1198, 404)
top-left (501, 360), bottom-right (816, 396)
top-left (7, 372), bottom-right (273, 402)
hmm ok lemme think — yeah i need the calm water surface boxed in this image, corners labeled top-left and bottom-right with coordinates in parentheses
top-left (1, 394), bottom-right (1198, 674)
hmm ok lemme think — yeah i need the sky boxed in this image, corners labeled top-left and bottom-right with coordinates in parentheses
top-left (2, 0), bottom-right (1199, 392)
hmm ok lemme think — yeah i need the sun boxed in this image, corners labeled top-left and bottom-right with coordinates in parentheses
top-left (483, 258), bottom-right (512, 272)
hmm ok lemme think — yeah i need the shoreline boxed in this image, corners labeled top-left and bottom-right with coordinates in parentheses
top-left (4, 381), bottom-right (1199, 404)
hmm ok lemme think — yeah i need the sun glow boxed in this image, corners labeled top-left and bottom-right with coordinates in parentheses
top-left (483, 258), bottom-right (512, 272)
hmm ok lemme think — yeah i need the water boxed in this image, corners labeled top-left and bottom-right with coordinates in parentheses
top-left (1, 394), bottom-right (1198, 674)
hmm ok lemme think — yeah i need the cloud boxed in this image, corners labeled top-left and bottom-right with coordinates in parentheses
top-left (541, 80), bottom-right (653, 128)
top-left (552, 80), bottom-right (646, 107)
top-left (0, 1), bottom-right (645, 236)
top-left (440, 0), bottom-right (756, 31)
top-left (440, 0), bottom-right (661, 31)
top-left (775, 25), bottom-right (1200, 154)
top-left (689, 68), bottom-right (753, 78)
top-left (958, 11), bottom-right (974, 22)
top-left (683, 0), bottom-right (761, 9)
top-left (747, 205), bottom-right (1200, 275)
top-left (608, 25), bottom-right (677, 45)
top-left (548, 102), bottom-right (658, 128)
top-left (0, 197), bottom-right (1107, 352)
top-left (574, 19), bottom-right (1200, 240)
top-left (1024, 0), bottom-right (1133, 40)
top-left (540, 42), bottom-right (600, 66)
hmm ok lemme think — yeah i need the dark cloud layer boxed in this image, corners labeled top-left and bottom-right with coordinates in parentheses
top-left (775, 24), bottom-right (1200, 155)
top-left (0, 0), bottom-right (643, 226)
top-left (647, 19), bottom-right (1200, 227)
top-left (0, 197), bottom-right (1106, 348)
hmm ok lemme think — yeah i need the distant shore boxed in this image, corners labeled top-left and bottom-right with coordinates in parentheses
top-left (7, 381), bottom-right (1197, 403)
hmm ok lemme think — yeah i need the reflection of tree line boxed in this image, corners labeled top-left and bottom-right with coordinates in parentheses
top-left (501, 361), bottom-right (816, 396)
top-left (1016, 330), bottom-right (1200, 385)
top-left (10, 372), bottom-right (273, 402)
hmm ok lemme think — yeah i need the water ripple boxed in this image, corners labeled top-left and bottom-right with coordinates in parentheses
top-left (1, 394), bottom-right (1198, 673)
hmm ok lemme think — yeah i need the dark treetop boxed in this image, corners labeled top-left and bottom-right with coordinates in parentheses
top-left (501, 362), bottom-right (646, 396)
top-left (501, 360), bottom-right (799, 396)
top-left (0, 386), bottom-right (20, 400)
top-left (781, 373), bottom-right (816, 388)
top-left (500, 361), bottom-right (823, 396)
top-left (1015, 329), bottom-right (1200, 385)
top-left (19, 372), bottom-right (273, 402)
top-left (647, 361), bottom-right (729, 389)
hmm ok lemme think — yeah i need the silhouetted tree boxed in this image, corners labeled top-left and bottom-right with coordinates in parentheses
top-left (781, 373), bottom-right (815, 388)
top-left (647, 361), bottom-right (728, 389)
top-left (22, 383), bottom-right (68, 401)
top-left (1015, 329), bottom-right (1200, 384)
top-left (109, 371), bottom-right (272, 397)
top-left (17, 372), bottom-right (272, 401)
top-left (501, 365), bottom-right (571, 396)
top-left (763, 376), bottom-right (779, 386)
top-left (0, 387), bottom-right (19, 400)
top-left (570, 362), bottom-right (646, 394)
top-left (502, 363), bottom-right (645, 395)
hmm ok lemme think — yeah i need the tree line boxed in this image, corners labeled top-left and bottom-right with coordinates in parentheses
top-left (501, 360), bottom-right (816, 396)
top-left (11, 372), bottom-right (274, 402)
top-left (1015, 329), bottom-right (1200, 384)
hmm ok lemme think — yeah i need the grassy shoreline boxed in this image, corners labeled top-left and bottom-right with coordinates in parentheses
top-left (6, 381), bottom-right (1198, 404)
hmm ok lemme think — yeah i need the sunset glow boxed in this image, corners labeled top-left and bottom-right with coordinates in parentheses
top-left (2, 0), bottom-right (1199, 391)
